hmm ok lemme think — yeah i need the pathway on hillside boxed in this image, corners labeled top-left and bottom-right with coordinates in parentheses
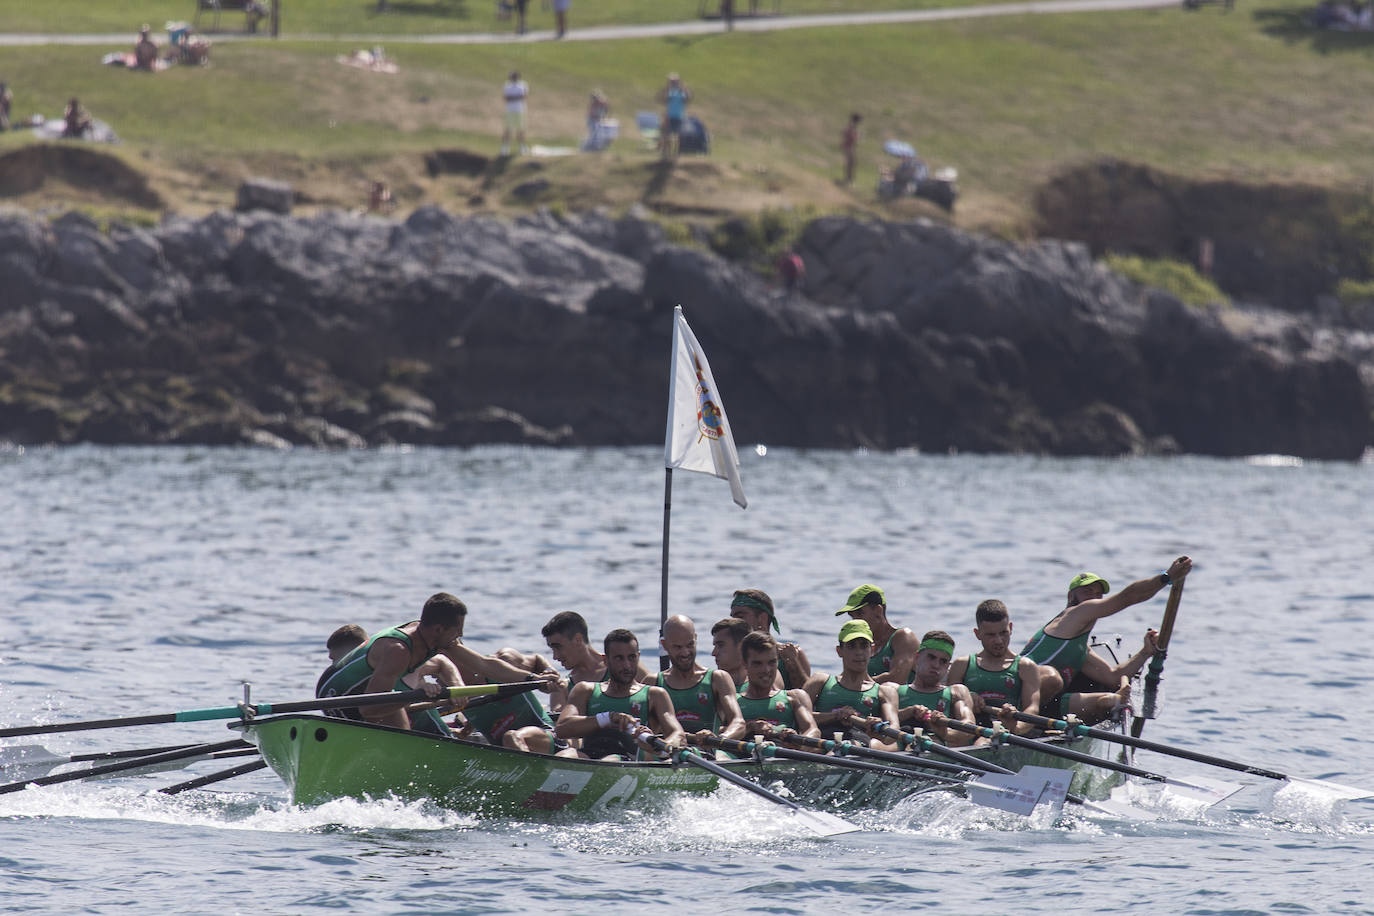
top-left (0, 0), bottom-right (1182, 46)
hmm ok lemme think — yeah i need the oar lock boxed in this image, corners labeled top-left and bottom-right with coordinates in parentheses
top-left (236, 682), bottom-right (257, 723)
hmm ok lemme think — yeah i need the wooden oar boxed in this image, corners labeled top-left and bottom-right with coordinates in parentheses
top-left (642, 735), bottom-right (860, 837)
top-left (1001, 708), bottom-right (1371, 801)
top-left (0, 738), bottom-right (249, 795)
top-left (0, 741), bottom-right (259, 784)
top-left (919, 712), bottom-right (1241, 802)
top-left (0, 682), bottom-right (544, 739)
top-left (1134, 577), bottom-right (1186, 739)
top-left (776, 731), bottom-right (976, 778)
top-left (689, 733), bottom-right (1063, 817)
top-left (158, 759), bottom-right (270, 795)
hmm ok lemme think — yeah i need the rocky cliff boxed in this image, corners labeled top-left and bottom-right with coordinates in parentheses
top-left (1, 206), bottom-right (1369, 458)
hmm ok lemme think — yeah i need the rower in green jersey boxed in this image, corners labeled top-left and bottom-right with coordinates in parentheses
top-left (655, 615), bottom-right (745, 747)
top-left (803, 620), bottom-right (901, 749)
top-left (735, 631), bottom-right (820, 740)
top-left (947, 600), bottom-right (1043, 736)
top-left (894, 630), bottom-right (979, 747)
top-left (555, 628), bottom-right (685, 760)
top-left (1022, 556), bottom-right (1192, 724)
top-left (835, 584), bottom-right (920, 685)
top-left (317, 594), bottom-right (468, 732)
top-left (730, 588), bottom-right (810, 691)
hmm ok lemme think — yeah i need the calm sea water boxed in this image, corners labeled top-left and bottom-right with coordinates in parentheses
top-left (2, 446), bottom-right (1372, 914)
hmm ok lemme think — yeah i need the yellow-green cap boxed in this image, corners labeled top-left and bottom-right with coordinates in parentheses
top-left (836, 584), bottom-right (885, 616)
top-left (838, 619), bottom-right (874, 644)
top-left (1068, 573), bottom-right (1110, 596)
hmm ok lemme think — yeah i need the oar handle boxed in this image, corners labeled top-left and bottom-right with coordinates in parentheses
top-left (1136, 579), bottom-right (1186, 733)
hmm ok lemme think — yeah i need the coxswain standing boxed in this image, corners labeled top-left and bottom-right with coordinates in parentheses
top-left (1022, 556), bottom-right (1192, 723)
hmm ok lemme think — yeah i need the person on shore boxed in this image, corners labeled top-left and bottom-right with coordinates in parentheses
top-left (501, 70), bottom-right (529, 156)
top-left (62, 98), bottom-right (92, 139)
top-left (316, 594), bottom-right (467, 731)
top-left (0, 81), bottom-right (12, 132)
top-left (835, 584), bottom-right (919, 685)
top-left (841, 112), bottom-right (861, 185)
top-left (656, 614), bottom-right (746, 742)
top-left (947, 599), bottom-right (1042, 734)
top-left (555, 629), bottom-right (686, 759)
top-left (736, 631), bottom-right (821, 739)
top-left (553, 0), bottom-right (571, 38)
top-left (657, 73), bottom-right (692, 158)
top-left (730, 588), bottom-right (811, 690)
top-left (803, 619), bottom-right (900, 747)
top-left (1022, 557), bottom-right (1191, 723)
top-left (774, 249), bottom-right (805, 300)
top-left (582, 90), bottom-right (612, 151)
top-left (709, 615), bottom-right (753, 688)
top-left (133, 25), bottom-right (159, 70)
top-left (894, 630), bottom-right (978, 746)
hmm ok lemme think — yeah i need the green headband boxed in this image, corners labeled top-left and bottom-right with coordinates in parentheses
top-left (919, 637), bottom-right (955, 657)
top-left (731, 593), bottom-right (780, 633)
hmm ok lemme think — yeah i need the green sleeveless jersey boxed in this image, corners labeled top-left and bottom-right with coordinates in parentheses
top-left (656, 669), bottom-right (718, 732)
top-left (1022, 623), bottom-right (1090, 686)
top-left (867, 632), bottom-right (899, 679)
top-left (461, 689), bottom-right (555, 742)
top-left (316, 624), bottom-right (449, 734)
top-left (583, 683), bottom-right (651, 759)
top-left (960, 653), bottom-right (1025, 709)
top-left (895, 684), bottom-right (954, 716)
top-left (736, 689), bottom-right (797, 729)
top-left (815, 674), bottom-right (881, 715)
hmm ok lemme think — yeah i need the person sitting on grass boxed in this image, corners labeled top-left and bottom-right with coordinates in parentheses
top-left (62, 98), bottom-right (92, 139)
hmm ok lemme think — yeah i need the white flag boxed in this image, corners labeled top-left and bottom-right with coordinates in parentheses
top-left (664, 306), bottom-right (747, 509)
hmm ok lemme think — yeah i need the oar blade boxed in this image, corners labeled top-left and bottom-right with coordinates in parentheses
top-left (1170, 774), bottom-right (1247, 805)
top-left (1283, 775), bottom-right (1374, 802)
top-left (0, 746), bottom-right (71, 782)
top-left (966, 765), bottom-right (1070, 817)
top-left (784, 807), bottom-right (864, 838)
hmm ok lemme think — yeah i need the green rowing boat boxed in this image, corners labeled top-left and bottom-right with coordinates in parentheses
top-left (237, 714), bottom-right (1126, 814)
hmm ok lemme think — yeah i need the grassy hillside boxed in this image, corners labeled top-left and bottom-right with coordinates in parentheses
top-left (1, 0), bottom-right (1371, 231)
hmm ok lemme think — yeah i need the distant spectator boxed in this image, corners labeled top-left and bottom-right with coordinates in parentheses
top-left (62, 97), bottom-right (92, 139)
top-left (720, 0), bottom-right (735, 30)
top-left (501, 70), bottom-right (529, 156)
top-left (775, 249), bottom-right (805, 299)
top-left (513, 0), bottom-right (530, 34)
top-left (841, 112), bottom-right (861, 185)
top-left (133, 24), bottom-right (159, 70)
top-left (657, 73), bottom-right (692, 159)
top-left (583, 90), bottom-right (612, 151)
top-left (553, 0), bottom-right (571, 37)
top-left (368, 180), bottom-right (395, 213)
top-left (0, 81), bottom-right (12, 132)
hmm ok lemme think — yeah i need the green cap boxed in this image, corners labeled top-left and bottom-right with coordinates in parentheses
top-left (1068, 573), bottom-right (1110, 596)
top-left (838, 619), bottom-right (874, 645)
top-left (836, 584), bottom-right (886, 616)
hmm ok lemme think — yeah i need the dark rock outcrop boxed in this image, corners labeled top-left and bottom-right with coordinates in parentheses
top-left (0, 206), bottom-right (1368, 459)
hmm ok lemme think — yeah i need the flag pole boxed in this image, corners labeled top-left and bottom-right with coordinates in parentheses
top-left (659, 467), bottom-right (673, 672)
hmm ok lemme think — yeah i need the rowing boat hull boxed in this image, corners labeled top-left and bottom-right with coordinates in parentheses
top-left (238, 715), bottom-right (1124, 814)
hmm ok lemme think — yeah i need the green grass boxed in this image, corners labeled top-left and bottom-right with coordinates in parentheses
top-left (0, 0), bottom-right (1029, 35)
top-left (1103, 254), bottom-right (1230, 307)
top-left (1, 0), bottom-right (1372, 226)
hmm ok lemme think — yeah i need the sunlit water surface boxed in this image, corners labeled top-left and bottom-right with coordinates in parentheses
top-left (2, 446), bottom-right (1371, 914)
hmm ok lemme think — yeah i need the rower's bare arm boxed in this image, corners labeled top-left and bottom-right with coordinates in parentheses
top-left (779, 642), bottom-right (811, 685)
top-left (1017, 658), bottom-right (1042, 734)
top-left (648, 687), bottom-right (686, 748)
top-left (946, 656), bottom-right (969, 688)
top-left (712, 669), bottom-right (747, 741)
top-left (878, 683), bottom-right (901, 730)
top-left (878, 629), bottom-right (920, 684)
top-left (361, 640), bottom-right (412, 726)
top-left (1070, 556), bottom-right (1193, 631)
top-left (554, 682), bottom-right (594, 738)
top-left (788, 689), bottom-right (822, 739)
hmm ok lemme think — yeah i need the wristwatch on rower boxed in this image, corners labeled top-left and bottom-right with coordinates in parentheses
top-left (1159, 571), bottom-right (1171, 586)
